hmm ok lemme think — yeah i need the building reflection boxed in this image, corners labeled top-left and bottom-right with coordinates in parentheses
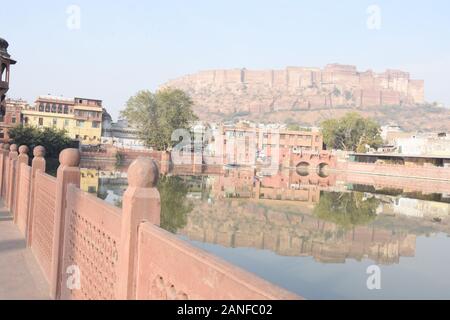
top-left (80, 165), bottom-right (450, 265)
top-left (178, 197), bottom-right (419, 265)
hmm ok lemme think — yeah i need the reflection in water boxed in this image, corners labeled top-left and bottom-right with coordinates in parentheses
top-left (313, 192), bottom-right (379, 228)
top-left (158, 175), bottom-right (193, 233)
top-left (81, 165), bottom-right (450, 299)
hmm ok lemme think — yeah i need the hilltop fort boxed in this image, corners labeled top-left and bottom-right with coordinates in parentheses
top-left (162, 64), bottom-right (425, 119)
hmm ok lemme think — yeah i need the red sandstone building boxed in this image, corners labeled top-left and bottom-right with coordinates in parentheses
top-left (0, 99), bottom-right (26, 142)
top-left (219, 123), bottom-right (324, 166)
top-left (0, 37), bottom-right (17, 142)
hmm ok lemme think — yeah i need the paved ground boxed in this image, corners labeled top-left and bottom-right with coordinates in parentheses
top-left (0, 202), bottom-right (49, 300)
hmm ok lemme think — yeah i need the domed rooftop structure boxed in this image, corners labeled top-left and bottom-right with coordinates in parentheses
top-left (0, 37), bottom-right (16, 63)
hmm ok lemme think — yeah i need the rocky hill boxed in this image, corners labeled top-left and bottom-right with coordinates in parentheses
top-left (161, 64), bottom-right (450, 131)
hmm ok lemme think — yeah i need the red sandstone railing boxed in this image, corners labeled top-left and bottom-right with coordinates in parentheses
top-left (0, 143), bottom-right (299, 300)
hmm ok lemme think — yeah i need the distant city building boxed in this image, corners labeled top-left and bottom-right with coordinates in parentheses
top-left (394, 133), bottom-right (450, 157)
top-left (0, 98), bottom-right (26, 142)
top-left (380, 124), bottom-right (403, 142)
top-left (101, 111), bottom-right (147, 150)
top-left (22, 95), bottom-right (103, 145)
top-left (218, 121), bottom-right (324, 166)
top-left (0, 37), bottom-right (17, 142)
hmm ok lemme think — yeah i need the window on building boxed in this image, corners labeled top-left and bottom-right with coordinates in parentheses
top-left (53, 118), bottom-right (57, 126)
top-left (38, 118), bottom-right (43, 126)
top-left (51, 104), bottom-right (57, 113)
top-left (64, 119), bottom-right (69, 127)
top-left (1, 64), bottom-right (7, 82)
top-left (58, 105), bottom-right (63, 113)
top-left (88, 186), bottom-right (97, 194)
top-left (92, 121), bottom-right (100, 128)
top-left (76, 120), bottom-right (84, 128)
top-left (39, 103), bottom-right (44, 112)
top-left (63, 105), bottom-right (69, 114)
top-left (11, 117), bottom-right (16, 124)
top-left (45, 104), bottom-right (50, 112)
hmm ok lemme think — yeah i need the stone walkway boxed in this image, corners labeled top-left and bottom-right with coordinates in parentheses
top-left (0, 202), bottom-right (49, 299)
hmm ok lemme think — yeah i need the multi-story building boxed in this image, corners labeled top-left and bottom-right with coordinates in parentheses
top-left (101, 111), bottom-right (147, 150)
top-left (0, 37), bottom-right (17, 142)
top-left (218, 122), bottom-right (324, 166)
top-left (22, 95), bottom-right (103, 145)
top-left (394, 133), bottom-right (450, 157)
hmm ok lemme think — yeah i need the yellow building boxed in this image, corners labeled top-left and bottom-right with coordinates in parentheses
top-left (80, 168), bottom-right (100, 194)
top-left (22, 95), bottom-right (103, 145)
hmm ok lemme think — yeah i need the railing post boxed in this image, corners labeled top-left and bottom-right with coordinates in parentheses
top-left (26, 146), bottom-right (46, 246)
top-left (7, 144), bottom-right (18, 210)
top-left (116, 157), bottom-right (160, 300)
top-left (1, 144), bottom-right (10, 199)
top-left (50, 148), bottom-right (80, 300)
top-left (0, 143), bottom-right (4, 197)
top-left (13, 145), bottom-right (29, 223)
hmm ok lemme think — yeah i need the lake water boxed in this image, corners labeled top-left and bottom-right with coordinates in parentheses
top-left (80, 165), bottom-right (450, 299)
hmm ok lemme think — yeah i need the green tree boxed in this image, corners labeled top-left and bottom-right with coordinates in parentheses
top-left (8, 125), bottom-right (75, 159)
top-left (321, 112), bottom-right (382, 152)
top-left (115, 152), bottom-right (124, 168)
top-left (286, 123), bottom-right (312, 132)
top-left (314, 192), bottom-right (379, 229)
top-left (121, 88), bottom-right (198, 151)
top-left (332, 87), bottom-right (341, 97)
top-left (8, 125), bottom-right (76, 174)
top-left (158, 175), bottom-right (193, 233)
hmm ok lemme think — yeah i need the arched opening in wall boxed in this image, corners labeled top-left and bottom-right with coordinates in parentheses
top-left (1, 64), bottom-right (7, 82)
top-left (296, 161), bottom-right (310, 177)
top-left (317, 162), bottom-right (330, 178)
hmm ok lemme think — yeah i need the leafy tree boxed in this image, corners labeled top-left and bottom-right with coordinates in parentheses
top-left (320, 112), bottom-right (382, 152)
top-left (344, 91), bottom-right (353, 101)
top-left (158, 175), bottom-right (193, 233)
top-left (286, 123), bottom-right (301, 131)
top-left (314, 191), bottom-right (379, 229)
top-left (8, 125), bottom-right (75, 159)
top-left (286, 123), bottom-right (312, 132)
top-left (332, 87), bottom-right (341, 97)
top-left (115, 152), bottom-right (124, 168)
top-left (121, 88), bottom-right (198, 151)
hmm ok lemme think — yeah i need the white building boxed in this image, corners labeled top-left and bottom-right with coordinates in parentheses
top-left (395, 133), bottom-right (450, 157)
top-left (101, 112), bottom-right (148, 150)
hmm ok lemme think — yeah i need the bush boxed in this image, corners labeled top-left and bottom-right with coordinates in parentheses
top-left (8, 125), bottom-right (77, 174)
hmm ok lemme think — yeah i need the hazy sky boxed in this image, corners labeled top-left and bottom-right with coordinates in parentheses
top-left (2, 0), bottom-right (450, 120)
